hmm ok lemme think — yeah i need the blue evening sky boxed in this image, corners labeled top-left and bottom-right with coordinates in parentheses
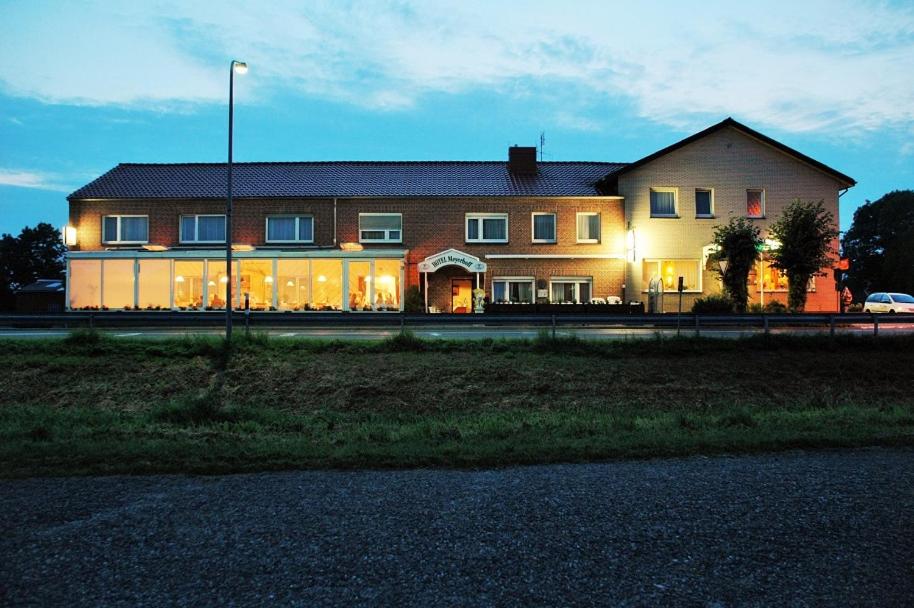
top-left (2, 0), bottom-right (913, 235)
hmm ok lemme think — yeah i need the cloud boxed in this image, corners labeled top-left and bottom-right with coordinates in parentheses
top-left (2, 0), bottom-right (913, 134)
top-left (0, 169), bottom-right (71, 192)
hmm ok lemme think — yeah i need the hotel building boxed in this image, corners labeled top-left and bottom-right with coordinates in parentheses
top-left (64, 118), bottom-right (854, 313)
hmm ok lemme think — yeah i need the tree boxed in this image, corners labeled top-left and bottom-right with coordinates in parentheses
top-left (842, 190), bottom-right (914, 300)
top-left (0, 223), bottom-right (66, 310)
top-left (768, 200), bottom-right (838, 312)
top-left (711, 217), bottom-right (761, 312)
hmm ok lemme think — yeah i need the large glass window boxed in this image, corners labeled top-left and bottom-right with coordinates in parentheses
top-left (650, 189), bottom-right (677, 217)
top-left (239, 259), bottom-right (274, 310)
top-left (174, 260), bottom-right (204, 309)
top-left (180, 215), bottom-right (226, 243)
top-left (102, 216), bottom-right (148, 244)
top-left (69, 260), bottom-right (101, 309)
top-left (277, 260), bottom-right (311, 311)
top-left (205, 260), bottom-right (230, 309)
top-left (266, 216), bottom-right (313, 243)
top-left (757, 258), bottom-right (788, 292)
top-left (532, 213), bottom-right (556, 243)
top-left (466, 214), bottom-right (508, 243)
top-left (359, 214), bottom-right (402, 243)
top-left (311, 259), bottom-right (343, 311)
top-left (138, 259), bottom-right (171, 309)
top-left (642, 260), bottom-right (701, 292)
top-left (348, 261), bottom-right (371, 311)
top-left (102, 259), bottom-right (135, 309)
top-left (492, 278), bottom-right (534, 303)
top-left (695, 189), bottom-right (713, 217)
top-left (550, 278), bottom-right (592, 304)
top-left (373, 260), bottom-right (401, 310)
top-left (747, 189), bottom-right (765, 218)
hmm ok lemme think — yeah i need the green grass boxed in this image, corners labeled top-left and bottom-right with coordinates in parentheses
top-left (1, 331), bottom-right (913, 477)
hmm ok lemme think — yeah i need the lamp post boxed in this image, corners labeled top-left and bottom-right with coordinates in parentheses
top-left (226, 59), bottom-right (248, 341)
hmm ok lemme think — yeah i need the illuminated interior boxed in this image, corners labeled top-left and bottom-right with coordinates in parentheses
top-left (239, 259), bottom-right (273, 310)
top-left (642, 260), bottom-right (701, 292)
top-left (348, 261), bottom-right (371, 311)
top-left (102, 259), bottom-right (135, 309)
top-left (69, 260), bottom-right (101, 309)
top-left (373, 260), bottom-right (400, 310)
top-left (138, 259), bottom-right (171, 309)
top-left (311, 259), bottom-right (343, 311)
top-left (174, 261), bottom-right (204, 309)
top-left (206, 260), bottom-right (229, 309)
top-left (277, 259), bottom-right (310, 311)
top-left (757, 258), bottom-right (788, 291)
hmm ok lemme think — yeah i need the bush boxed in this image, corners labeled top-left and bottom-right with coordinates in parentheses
top-left (764, 301), bottom-right (787, 313)
top-left (403, 285), bottom-right (423, 313)
top-left (691, 294), bottom-right (734, 313)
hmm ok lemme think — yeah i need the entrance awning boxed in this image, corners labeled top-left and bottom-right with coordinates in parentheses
top-left (417, 249), bottom-right (487, 273)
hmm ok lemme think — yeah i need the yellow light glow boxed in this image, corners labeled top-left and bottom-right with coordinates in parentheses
top-left (63, 225), bottom-right (78, 247)
top-left (232, 244), bottom-right (254, 252)
top-left (208, 281), bottom-right (216, 287)
top-left (264, 275), bottom-right (274, 284)
top-left (220, 276), bottom-right (229, 284)
top-left (317, 275), bottom-right (327, 282)
top-left (142, 245), bottom-right (168, 252)
top-left (286, 280), bottom-right (294, 287)
top-left (175, 275), bottom-right (185, 283)
top-left (233, 61), bottom-right (248, 74)
top-left (378, 274), bottom-right (395, 285)
top-left (340, 242), bottom-right (364, 252)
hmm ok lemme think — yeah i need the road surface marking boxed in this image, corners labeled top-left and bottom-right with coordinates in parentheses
top-left (115, 332), bottom-right (141, 337)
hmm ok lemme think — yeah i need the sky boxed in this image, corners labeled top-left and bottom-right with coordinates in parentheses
top-left (1, 0), bottom-right (913, 236)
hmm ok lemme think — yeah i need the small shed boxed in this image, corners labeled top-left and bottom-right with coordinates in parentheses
top-left (15, 279), bottom-right (66, 313)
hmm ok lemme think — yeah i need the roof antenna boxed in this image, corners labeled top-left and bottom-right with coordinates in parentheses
top-left (539, 131), bottom-right (546, 161)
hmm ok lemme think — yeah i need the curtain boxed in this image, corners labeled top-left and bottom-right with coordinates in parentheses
top-left (467, 219), bottom-right (479, 240)
top-left (482, 218), bottom-right (507, 240)
top-left (268, 217), bottom-right (296, 241)
top-left (198, 216), bottom-right (225, 241)
top-left (577, 214), bottom-right (600, 240)
top-left (120, 217), bottom-right (148, 242)
top-left (360, 214), bottom-right (401, 230)
top-left (695, 190), bottom-right (712, 216)
top-left (298, 217), bottom-right (314, 241)
top-left (181, 216), bottom-right (197, 241)
top-left (747, 191), bottom-right (763, 217)
top-left (103, 217), bottom-right (118, 242)
top-left (650, 191), bottom-right (676, 216)
top-left (533, 214), bottom-right (555, 240)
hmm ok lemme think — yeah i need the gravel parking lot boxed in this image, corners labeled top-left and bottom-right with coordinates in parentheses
top-left (2, 448), bottom-right (912, 607)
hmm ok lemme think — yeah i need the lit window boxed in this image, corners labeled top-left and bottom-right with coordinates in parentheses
top-left (650, 188), bottom-right (677, 217)
top-left (576, 212), bottom-right (600, 243)
top-left (757, 259), bottom-right (788, 292)
top-left (180, 215), bottom-right (226, 243)
top-left (266, 216), bottom-right (313, 243)
top-left (642, 259), bottom-right (702, 292)
top-left (695, 189), bottom-right (713, 217)
top-left (550, 277), bottom-right (592, 303)
top-left (102, 216), bottom-right (148, 244)
top-left (466, 214), bottom-right (508, 243)
top-left (747, 189), bottom-right (765, 218)
top-left (492, 277), bottom-right (534, 303)
top-left (359, 213), bottom-right (402, 243)
top-left (532, 213), bottom-right (556, 243)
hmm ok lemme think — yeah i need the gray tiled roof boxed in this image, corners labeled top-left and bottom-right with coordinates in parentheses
top-left (68, 161), bottom-right (627, 200)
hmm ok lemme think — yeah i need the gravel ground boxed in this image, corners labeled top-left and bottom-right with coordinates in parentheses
top-left (1, 448), bottom-right (912, 607)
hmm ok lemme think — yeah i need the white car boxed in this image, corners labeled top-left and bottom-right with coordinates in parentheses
top-left (863, 292), bottom-right (914, 314)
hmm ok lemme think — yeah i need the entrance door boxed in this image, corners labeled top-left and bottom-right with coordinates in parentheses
top-left (451, 278), bottom-right (473, 313)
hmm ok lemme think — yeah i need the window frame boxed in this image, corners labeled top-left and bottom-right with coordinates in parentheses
top-left (649, 187), bottom-right (679, 218)
top-left (358, 212), bottom-right (402, 244)
top-left (641, 259), bottom-right (703, 293)
top-left (695, 188), bottom-right (715, 218)
top-left (531, 212), bottom-right (557, 243)
top-left (746, 188), bottom-right (766, 219)
top-left (491, 276), bottom-right (535, 303)
top-left (101, 215), bottom-right (149, 245)
top-left (264, 215), bottom-right (315, 244)
top-left (180, 214), bottom-right (227, 244)
top-left (575, 212), bottom-right (601, 244)
top-left (465, 213), bottom-right (509, 244)
top-left (549, 276), bottom-right (593, 304)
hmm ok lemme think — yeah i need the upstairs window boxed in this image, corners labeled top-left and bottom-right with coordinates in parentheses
top-left (747, 189), bottom-right (765, 218)
top-left (267, 215), bottom-right (314, 243)
top-left (102, 215), bottom-right (148, 244)
top-left (359, 213), bottom-right (402, 243)
top-left (531, 213), bottom-right (556, 243)
top-left (695, 189), bottom-right (713, 217)
top-left (466, 213), bottom-right (508, 243)
top-left (576, 212), bottom-right (600, 243)
top-left (180, 215), bottom-right (226, 243)
top-left (650, 188), bottom-right (677, 217)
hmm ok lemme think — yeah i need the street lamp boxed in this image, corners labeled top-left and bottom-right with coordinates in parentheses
top-left (226, 59), bottom-right (247, 341)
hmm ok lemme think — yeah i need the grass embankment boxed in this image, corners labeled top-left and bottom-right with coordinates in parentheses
top-left (2, 331), bottom-right (913, 477)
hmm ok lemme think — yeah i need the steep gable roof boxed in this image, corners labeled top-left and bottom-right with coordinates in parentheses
top-left (599, 117), bottom-right (855, 188)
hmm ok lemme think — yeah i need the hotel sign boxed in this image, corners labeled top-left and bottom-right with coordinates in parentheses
top-left (418, 249), bottom-right (487, 273)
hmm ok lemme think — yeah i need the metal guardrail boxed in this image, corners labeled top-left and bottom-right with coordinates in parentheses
top-left (0, 312), bottom-right (912, 335)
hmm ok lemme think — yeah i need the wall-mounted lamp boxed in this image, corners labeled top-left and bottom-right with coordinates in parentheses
top-left (63, 225), bottom-right (78, 247)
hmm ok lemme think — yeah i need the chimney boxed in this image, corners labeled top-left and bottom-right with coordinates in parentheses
top-left (508, 145), bottom-right (538, 174)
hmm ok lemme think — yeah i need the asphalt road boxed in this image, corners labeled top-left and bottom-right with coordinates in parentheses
top-left (0, 323), bottom-right (912, 340)
top-left (2, 448), bottom-right (912, 607)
